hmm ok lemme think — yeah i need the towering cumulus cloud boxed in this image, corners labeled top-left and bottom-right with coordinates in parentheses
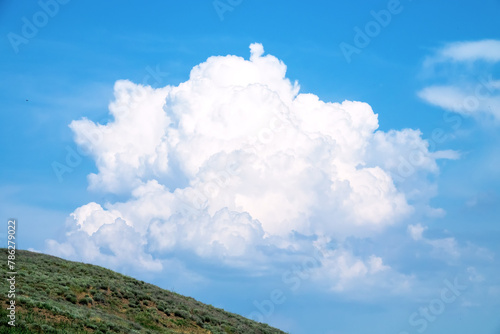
top-left (47, 44), bottom-right (454, 290)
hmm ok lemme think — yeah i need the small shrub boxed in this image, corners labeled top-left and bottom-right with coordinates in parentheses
top-left (65, 293), bottom-right (77, 304)
top-left (41, 324), bottom-right (55, 332)
top-left (78, 297), bottom-right (93, 305)
top-left (93, 292), bottom-right (106, 303)
top-left (130, 322), bottom-right (142, 330)
top-left (174, 310), bottom-right (190, 319)
top-left (128, 298), bottom-right (139, 308)
top-left (157, 302), bottom-right (168, 310)
top-left (86, 322), bottom-right (98, 330)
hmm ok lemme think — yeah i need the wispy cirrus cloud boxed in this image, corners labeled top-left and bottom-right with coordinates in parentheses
top-left (418, 83), bottom-right (500, 119)
top-left (427, 39), bottom-right (500, 64)
top-left (418, 40), bottom-right (500, 121)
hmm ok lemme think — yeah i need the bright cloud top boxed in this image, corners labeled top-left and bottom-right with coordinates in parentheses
top-left (47, 44), bottom-right (453, 290)
top-left (419, 39), bottom-right (500, 121)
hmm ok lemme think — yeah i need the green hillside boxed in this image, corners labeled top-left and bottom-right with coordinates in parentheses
top-left (0, 249), bottom-right (286, 334)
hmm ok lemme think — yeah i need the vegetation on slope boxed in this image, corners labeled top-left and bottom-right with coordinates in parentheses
top-left (0, 249), bottom-right (286, 334)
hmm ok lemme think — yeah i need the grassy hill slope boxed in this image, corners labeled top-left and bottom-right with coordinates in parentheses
top-left (0, 249), bottom-right (286, 334)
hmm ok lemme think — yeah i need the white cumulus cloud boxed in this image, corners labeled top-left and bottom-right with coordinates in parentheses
top-left (47, 44), bottom-right (454, 288)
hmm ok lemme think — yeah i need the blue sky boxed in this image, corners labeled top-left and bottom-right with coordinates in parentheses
top-left (1, 1), bottom-right (500, 333)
